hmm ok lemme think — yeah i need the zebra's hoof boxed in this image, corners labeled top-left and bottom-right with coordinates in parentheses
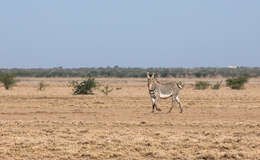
top-left (157, 108), bottom-right (162, 111)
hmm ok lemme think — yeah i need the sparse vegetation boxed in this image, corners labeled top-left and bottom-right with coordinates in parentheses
top-left (101, 85), bottom-right (113, 96)
top-left (38, 81), bottom-right (47, 91)
top-left (195, 81), bottom-right (210, 90)
top-left (211, 80), bottom-right (223, 90)
top-left (0, 73), bottom-right (16, 90)
top-left (72, 77), bottom-right (97, 95)
top-left (226, 76), bottom-right (249, 90)
top-left (0, 77), bottom-right (260, 160)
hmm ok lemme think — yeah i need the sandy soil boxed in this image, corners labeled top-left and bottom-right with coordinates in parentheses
top-left (0, 78), bottom-right (260, 160)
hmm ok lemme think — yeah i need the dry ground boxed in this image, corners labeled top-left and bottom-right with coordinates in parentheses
top-left (0, 78), bottom-right (260, 160)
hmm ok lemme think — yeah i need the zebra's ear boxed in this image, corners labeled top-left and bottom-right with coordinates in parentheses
top-left (147, 72), bottom-right (150, 79)
top-left (177, 81), bottom-right (183, 89)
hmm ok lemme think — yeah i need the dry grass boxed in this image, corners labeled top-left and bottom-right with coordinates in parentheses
top-left (0, 77), bottom-right (260, 160)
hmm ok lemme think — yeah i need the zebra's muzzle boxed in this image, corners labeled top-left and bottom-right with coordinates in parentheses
top-left (149, 90), bottom-right (155, 94)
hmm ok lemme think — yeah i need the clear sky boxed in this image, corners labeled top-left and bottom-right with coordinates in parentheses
top-left (0, 1), bottom-right (259, 68)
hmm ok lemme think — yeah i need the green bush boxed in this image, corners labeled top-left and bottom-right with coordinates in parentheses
top-left (195, 81), bottom-right (210, 90)
top-left (226, 76), bottom-right (249, 90)
top-left (211, 80), bottom-right (223, 90)
top-left (72, 77), bottom-right (97, 95)
top-left (0, 73), bottom-right (16, 90)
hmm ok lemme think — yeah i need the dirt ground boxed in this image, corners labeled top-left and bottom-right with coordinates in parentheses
top-left (0, 78), bottom-right (260, 160)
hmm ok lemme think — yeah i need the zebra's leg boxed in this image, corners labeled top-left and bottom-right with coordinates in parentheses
top-left (168, 96), bottom-right (175, 113)
top-left (151, 98), bottom-right (156, 113)
top-left (176, 96), bottom-right (183, 113)
top-left (155, 96), bottom-right (161, 111)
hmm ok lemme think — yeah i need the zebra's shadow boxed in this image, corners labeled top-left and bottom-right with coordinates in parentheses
top-left (144, 111), bottom-right (171, 115)
top-left (153, 112), bottom-right (169, 115)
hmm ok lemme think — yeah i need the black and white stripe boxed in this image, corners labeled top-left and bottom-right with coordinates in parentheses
top-left (147, 72), bottom-right (183, 113)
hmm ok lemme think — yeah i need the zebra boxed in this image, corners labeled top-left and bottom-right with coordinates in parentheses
top-left (146, 72), bottom-right (183, 113)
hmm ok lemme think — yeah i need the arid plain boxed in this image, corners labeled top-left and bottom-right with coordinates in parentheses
top-left (0, 77), bottom-right (260, 160)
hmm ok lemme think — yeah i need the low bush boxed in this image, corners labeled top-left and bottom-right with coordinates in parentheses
top-left (226, 76), bottom-right (249, 90)
top-left (195, 81), bottom-right (210, 90)
top-left (72, 77), bottom-right (97, 95)
top-left (0, 73), bottom-right (16, 90)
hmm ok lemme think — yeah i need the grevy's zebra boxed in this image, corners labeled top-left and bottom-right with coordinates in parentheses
top-left (147, 72), bottom-right (183, 113)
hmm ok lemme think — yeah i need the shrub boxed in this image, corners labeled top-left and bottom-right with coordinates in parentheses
top-left (72, 77), bottom-right (97, 95)
top-left (195, 81), bottom-right (210, 90)
top-left (0, 73), bottom-right (16, 90)
top-left (101, 85), bottom-right (113, 96)
top-left (226, 76), bottom-right (249, 90)
top-left (38, 81), bottom-right (47, 91)
top-left (211, 80), bottom-right (223, 90)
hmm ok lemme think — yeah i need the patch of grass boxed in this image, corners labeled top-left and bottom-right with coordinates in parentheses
top-left (100, 85), bottom-right (113, 96)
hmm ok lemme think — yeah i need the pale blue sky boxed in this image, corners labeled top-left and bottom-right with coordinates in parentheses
top-left (0, 1), bottom-right (259, 68)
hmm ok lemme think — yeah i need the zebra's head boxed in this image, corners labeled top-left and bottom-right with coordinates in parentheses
top-left (177, 81), bottom-right (184, 89)
top-left (147, 72), bottom-right (155, 91)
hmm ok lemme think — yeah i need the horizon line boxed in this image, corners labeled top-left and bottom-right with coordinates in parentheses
top-left (1, 66), bottom-right (259, 70)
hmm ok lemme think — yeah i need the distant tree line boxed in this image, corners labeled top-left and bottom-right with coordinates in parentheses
top-left (1, 66), bottom-right (260, 78)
